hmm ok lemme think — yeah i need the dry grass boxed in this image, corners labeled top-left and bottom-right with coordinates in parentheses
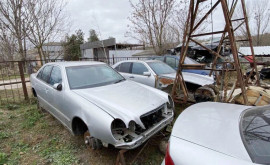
top-left (0, 100), bottom-right (187, 165)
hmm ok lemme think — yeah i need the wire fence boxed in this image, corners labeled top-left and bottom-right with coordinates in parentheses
top-left (0, 56), bottom-right (149, 104)
top-left (0, 55), bottom-right (267, 105)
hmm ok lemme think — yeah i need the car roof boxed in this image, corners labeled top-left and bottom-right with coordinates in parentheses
top-left (115, 59), bottom-right (162, 63)
top-left (172, 102), bottom-right (252, 162)
top-left (45, 61), bottom-right (105, 67)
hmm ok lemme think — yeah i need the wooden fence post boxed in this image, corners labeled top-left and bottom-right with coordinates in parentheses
top-left (18, 61), bottom-right (29, 100)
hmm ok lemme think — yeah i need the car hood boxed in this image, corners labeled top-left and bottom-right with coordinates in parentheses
top-left (159, 72), bottom-right (214, 86)
top-left (73, 80), bottom-right (167, 127)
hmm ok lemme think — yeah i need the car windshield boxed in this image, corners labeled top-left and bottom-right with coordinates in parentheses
top-left (241, 107), bottom-right (270, 164)
top-left (147, 62), bottom-right (175, 75)
top-left (66, 65), bottom-right (125, 89)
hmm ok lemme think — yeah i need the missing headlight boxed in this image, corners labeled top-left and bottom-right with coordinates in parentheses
top-left (111, 119), bottom-right (139, 143)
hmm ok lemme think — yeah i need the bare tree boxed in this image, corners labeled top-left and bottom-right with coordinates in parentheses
top-left (0, 24), bottom-right (18, 62)
top-left (172, 0), bottom-right (209, 43)
top-left (128, 0), bottom-right (175, 55)
top-left (127, 0), bottom-right (209, 55)
top-left (0, 0), bottom-right (26, 60)
top-left (234, 0), bottom-right (270, 46)
top-left (253, 0), bottom-right (270, 46)
top-left (24, 0), bottom-right (69, 63)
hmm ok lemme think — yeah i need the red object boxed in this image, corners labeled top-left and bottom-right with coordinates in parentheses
top-left (244, 55), bottom-right (254, 63)
top-left (165, 142), bottom-right (174, 165)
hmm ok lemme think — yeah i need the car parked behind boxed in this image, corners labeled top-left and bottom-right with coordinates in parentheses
top-left (147, 55), bottom-right (210, 76)
top-left (30, 61), bottom-right (174, 150)
top-left (112, 60), bottom-right (214, 92)
top-left (163, 102), bottom-right (270, 165)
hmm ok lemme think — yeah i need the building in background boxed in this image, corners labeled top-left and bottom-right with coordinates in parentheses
top-left (239, 46), bottom-right (270, 63)
top-left (42, 42), bottom-right (64, 59)
top-left (27, 42), bottom-right (64, 61)
top-left (80, 38), bottom-right (145, 60)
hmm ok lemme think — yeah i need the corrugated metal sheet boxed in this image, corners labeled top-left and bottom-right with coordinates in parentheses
top-left (80, 38), bottom-right (116, 50)
top-left (239, 46), bottom-right (270, 56)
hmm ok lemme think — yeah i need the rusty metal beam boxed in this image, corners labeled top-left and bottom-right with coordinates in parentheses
top-left (190, 30), bottom-right (225, 37)
top-left (241, 0), bottom-right (260, 86)
top-left (190, 38), bottom-right (224, 59)
top-left (220, 0), bottom-right (248, 105)
top-left (210, 0), bottom-right (239, 77)
top-left (231, 18), bottom-right (245, 22)
top-left (192, 0), bottom-right (221, 33)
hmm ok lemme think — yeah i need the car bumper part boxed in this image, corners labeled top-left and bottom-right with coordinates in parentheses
top-left (115, 114), bottom-right (174, 149)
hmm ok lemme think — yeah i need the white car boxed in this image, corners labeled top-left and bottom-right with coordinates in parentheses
top-left (30, 61), bottom-right (174, 150)
top-left (112, 60), bottom-right (214, 92)
top-left (163, 102), bottom-right (270, 165)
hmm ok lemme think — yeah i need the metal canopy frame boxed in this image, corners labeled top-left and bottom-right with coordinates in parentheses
top-left (171, 0), bottom-right (260, 105)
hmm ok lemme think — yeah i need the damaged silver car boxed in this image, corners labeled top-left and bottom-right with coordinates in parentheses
top-left (112, 60), bottom-right (214, 93)
top-left (30, 61), bottom-right (174, 149)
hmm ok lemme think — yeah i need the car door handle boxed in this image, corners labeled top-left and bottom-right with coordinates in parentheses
top-left (129, 76), bottom-right (134, 78)
top-left (45, 88), bottom-right (49, 93)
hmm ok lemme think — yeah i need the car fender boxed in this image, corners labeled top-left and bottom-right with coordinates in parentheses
top-left (67, 93), bottom-right (118, 145)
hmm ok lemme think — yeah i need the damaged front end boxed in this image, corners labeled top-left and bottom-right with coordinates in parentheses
top-left (156, 76), bottom-right (175, 93)
top-left (111, 100), bottom-right (174, 149)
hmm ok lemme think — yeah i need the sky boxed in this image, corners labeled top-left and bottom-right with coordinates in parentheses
top-left (64, 0), bottom-right (234, 44)
top-left (66, 0), bottom-right (135, 43)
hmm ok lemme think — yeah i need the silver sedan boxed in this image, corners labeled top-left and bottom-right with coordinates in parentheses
top-left (163, 102), bottom-right (270, 165)
top-left (112, 60), bottom-right (214, 92)
top-left (30, 61), bottom-right (174, 150)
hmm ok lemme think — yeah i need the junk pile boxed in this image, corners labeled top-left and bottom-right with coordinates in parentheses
top-left (230, 86), bottom-right (270, 106)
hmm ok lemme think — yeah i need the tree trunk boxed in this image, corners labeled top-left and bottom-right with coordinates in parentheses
top-left (37, 47), bottom-right (44, 65)
top-left (18, 39), bottom-right (25, 61)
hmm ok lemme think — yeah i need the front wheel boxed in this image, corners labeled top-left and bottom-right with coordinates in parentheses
top-left (84, 130), bottom-right (102, 150)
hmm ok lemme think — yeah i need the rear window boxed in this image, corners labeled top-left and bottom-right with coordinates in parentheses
top-left (241, 107), bottom-right (270, 164)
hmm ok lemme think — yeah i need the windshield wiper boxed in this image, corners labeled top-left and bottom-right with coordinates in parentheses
top-left (114, 79), bottom-right (125, 84)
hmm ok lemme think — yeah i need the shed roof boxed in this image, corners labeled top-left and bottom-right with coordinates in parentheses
top-left (239, 46), bottom-right (270, 56)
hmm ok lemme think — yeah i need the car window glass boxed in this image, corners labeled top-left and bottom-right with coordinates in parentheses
top-left (119, 62), bottom-right (131, 73)
top-left (114, 64), bottom-right (120, 71)
top-left (132, 62), bottom-right (148, 75)
top-left (66, 65), bottom-right (124, 89)
top-left (37, 68), bottom-right (44, 79)
top-left (241, 107), bottom-right (270, 164)
top-left (40, 65), bottom-right (53, 83)
top-left (147, 62), bottom-right (175, 75)
top-left (166, 57), bottom-right (176, 68)
top-left (153, 57), bottom-right (164, 61)
top-left (49, 66), bottom-right (62, 85)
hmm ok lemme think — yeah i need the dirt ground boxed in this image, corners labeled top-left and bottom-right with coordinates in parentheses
top-left (0, 100), bottom-right (186, 165)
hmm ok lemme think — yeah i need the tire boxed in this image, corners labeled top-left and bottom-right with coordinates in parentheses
top-left (84, 130), bottom-right (102, 150)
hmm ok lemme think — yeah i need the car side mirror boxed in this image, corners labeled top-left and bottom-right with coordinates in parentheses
top-left (143, 72), bottom-right (151, 77)
top-left (53, 83), bottom-right (62, 91)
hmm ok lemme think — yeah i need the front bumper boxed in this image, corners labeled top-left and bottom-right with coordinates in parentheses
top-left (114, 113), bottom-right (174, 149)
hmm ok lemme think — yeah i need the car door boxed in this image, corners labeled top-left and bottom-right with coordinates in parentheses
top-left (131, 62), bottom-right (155, 87)
top-left (46, 66), bottom-right (70, 126)
top-left (114, 62), bottom-right (132, 80)
top-left (36, 65), bottom-right (53, 110)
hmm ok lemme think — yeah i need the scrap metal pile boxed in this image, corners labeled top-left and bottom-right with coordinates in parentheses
top-left (171, 0), bottom-right (270, 106)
